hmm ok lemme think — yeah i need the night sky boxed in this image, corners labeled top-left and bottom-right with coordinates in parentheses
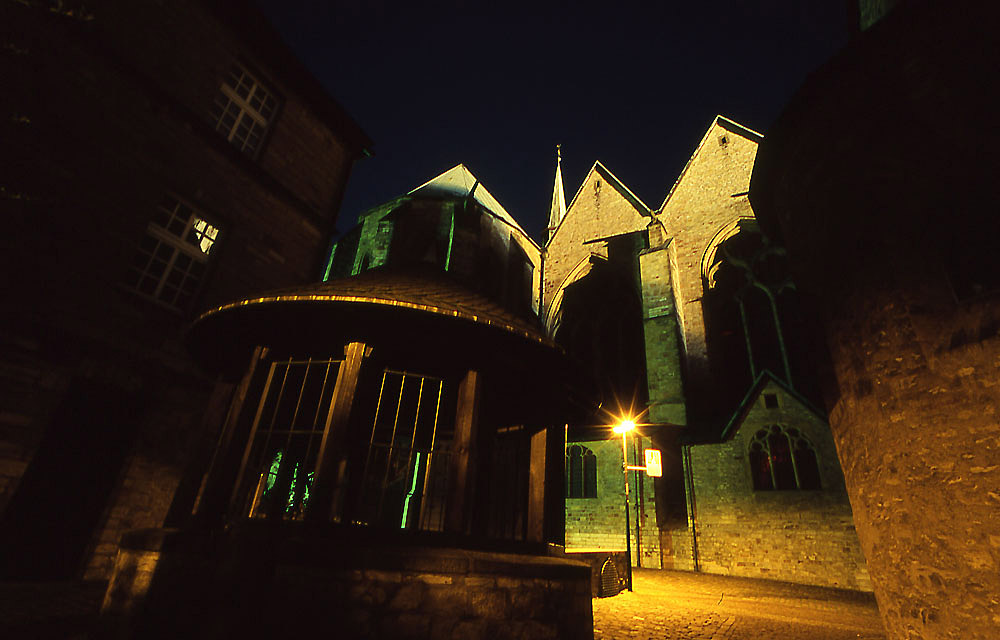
top-left (254, 0), bottom-right (849, 243)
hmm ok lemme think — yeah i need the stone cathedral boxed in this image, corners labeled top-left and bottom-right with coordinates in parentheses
top-left (543, 116), bottom-right (870, 590)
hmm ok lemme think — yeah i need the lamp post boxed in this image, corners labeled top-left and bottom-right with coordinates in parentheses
top-left (613, 419), bottom-right (636, 592)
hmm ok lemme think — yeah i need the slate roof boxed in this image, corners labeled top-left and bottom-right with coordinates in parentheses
top-left (407, 165), bottom-right (539, 249)
top-left (194, 268), bottom-right (552, 347)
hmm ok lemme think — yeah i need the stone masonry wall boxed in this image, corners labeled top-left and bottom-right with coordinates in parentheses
top-left (565, 438), bottom-right (660, 568)
top-left (543, 164), bottom-right (649, 322)
top-left (656, 120), bottom-right (760, 396)
top-left (100, 531), bottom-right (593, 640)
top-left (688, 382), bottom-right (871, 591)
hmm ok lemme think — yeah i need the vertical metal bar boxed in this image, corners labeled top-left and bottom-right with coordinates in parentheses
top-left (737, 296), bottom-right (756, 379)
top-left (376, 374), bottom-right (408, 519)
top-left (299, 359), bottom-right (335, 515)
top-left (787, 431), bottom-right (802, 489)
top-left (418, 379), bottom-right (443, 530)
top-left (359, 370), bottom-right (389, 520)
top-left (260, 358), bottom-right (293, 471)
top-left (401, 377), bottom-right (425, 516)
top-left (766, 434), bottom-right (779, 489)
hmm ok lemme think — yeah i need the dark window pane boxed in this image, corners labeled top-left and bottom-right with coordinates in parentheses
top-left (793, 441), bottom-right (822, 490)
top-left (768, 432), bottom-right (797, 490)
top-left (583, 450), bottom-right (597, 498)
top-left (147, 259), bottom-right (167, 278)
top-left (174, 253), bottom-right (192, 270)
top-left (750, 448), bottom-right (772, 490)
top-left (166, 268), bottom-right (184, 287)
top-left (567, 446), bottom-right (583, 499)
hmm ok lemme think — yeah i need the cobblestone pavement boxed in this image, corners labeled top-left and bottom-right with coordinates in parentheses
top-left (593, 569), bottom-right (886, 640)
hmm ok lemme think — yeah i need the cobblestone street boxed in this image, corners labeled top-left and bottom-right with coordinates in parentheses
top-left (593, 569), bottom-right (885, 640)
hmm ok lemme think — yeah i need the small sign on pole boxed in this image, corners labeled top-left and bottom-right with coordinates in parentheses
top-left (644, 449), bottom-right (662, 477)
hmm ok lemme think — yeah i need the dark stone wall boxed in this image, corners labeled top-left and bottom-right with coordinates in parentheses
top-left (750, 1), bottom-right (1000, 636)
top-left (99, 528), bottom-right (593, 639)
top-left (0, 0), bottom-right (363, 579)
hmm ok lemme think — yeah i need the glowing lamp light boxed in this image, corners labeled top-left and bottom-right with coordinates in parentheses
top-left (613, 419), bottom-right (636, 434)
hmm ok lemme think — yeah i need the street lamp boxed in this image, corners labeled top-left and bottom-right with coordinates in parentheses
top-left (613, 418), bottom-right (637, 592)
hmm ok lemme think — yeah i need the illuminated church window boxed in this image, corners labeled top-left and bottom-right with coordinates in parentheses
top-left (125, 195), bottom-right (219, 310)
top-left (566, 444), bottom-right (597, 498)
top-left (749, 426), bottom-right (821, 491)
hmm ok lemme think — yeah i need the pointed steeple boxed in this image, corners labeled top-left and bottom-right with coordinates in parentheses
top-left (547, 144), bottom-right (567, 243)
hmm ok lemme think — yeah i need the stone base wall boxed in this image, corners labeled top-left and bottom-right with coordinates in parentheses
top-left (686, 387), bottom-right (872, 592)
top-left (659, 525), bottom-right (695, 571)
top-left (99, 526), bottom-right (593, 640)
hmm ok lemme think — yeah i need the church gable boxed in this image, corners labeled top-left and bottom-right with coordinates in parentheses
top-left (657, 116), bottom-right (762, 224)
top-left (713, 372), bottom-right (845, 494)
top-left (543, 162), bottom-right (650, 313)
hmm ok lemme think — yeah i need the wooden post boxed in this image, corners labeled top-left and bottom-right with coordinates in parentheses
top-left (527, 427), bottom-right (548, 543)
top-left (446, 369), bottom-right (481, 534)
top-left (306, 341), bottom-right (367, 523)
top-left (192, 346), bottom-right (266, 527)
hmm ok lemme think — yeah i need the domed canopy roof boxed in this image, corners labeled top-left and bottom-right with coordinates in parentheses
top-left (187, 269), bottom-right (582, 422)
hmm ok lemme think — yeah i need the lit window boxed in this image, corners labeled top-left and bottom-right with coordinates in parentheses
top-left (566, 444), bottom-right (597, 498)
top-left (125, 195), bottom-right (220, 309)
top-left (211, 64), bottom-right (278, 156)
top-left (749, 426), bottom-right (821, 491)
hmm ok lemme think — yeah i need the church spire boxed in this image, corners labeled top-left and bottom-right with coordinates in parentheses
top-left (547, 144), bottom-right (566, 243)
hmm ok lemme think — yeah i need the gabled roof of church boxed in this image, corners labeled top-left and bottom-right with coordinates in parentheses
top-left (408, 164), bottom-right (538, 248)
top-left (718, 370), bottom-right (827, 441)
top-left (546, 161), bottom-right (651, 246)
top-left (656, 115), bottom-right (763, 213)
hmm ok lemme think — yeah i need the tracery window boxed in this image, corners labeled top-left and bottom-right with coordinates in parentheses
top-left (749, 425), bottom-right (821, 491)
top-left (566, 444), bottom-right (597, 498)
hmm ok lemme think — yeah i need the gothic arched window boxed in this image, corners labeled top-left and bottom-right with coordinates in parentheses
top-left (566, 444), bottom-right (597, 498)
top-left (749, 426), bottom-right (821, 491)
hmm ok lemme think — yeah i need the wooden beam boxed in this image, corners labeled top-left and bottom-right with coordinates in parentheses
top-left (193, 346), bottom-right (266, 527)
top-left (527, 427), bottom-right (548, 542)
top-left (446, 369), bottom-right (481, 534)
top-left (306, 341), bottom-right (367, 522)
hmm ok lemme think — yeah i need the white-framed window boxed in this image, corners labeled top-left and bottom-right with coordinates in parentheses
top-left (125, 195), bottom-right (220, 310)
top-left (211, 63), bottom-right (278, 156)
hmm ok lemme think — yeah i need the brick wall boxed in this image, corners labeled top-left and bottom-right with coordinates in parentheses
top-left (543, 163), bottom-right (649, 321)
top-left (656, 119), bottom-right (760, 404)
top-left (686, 381), bottom-right (871, 590)
top-left (1, 0), bottom-right (362, 580)
top-left (565, 438), bottom-right (660, 568)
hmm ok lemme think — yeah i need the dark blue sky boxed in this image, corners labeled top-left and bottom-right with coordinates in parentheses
top-left (255, 0), bottom-right (849, 242)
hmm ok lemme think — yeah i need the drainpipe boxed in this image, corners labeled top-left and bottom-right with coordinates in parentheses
top-left (683, 444), bottom-right (700, 572)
